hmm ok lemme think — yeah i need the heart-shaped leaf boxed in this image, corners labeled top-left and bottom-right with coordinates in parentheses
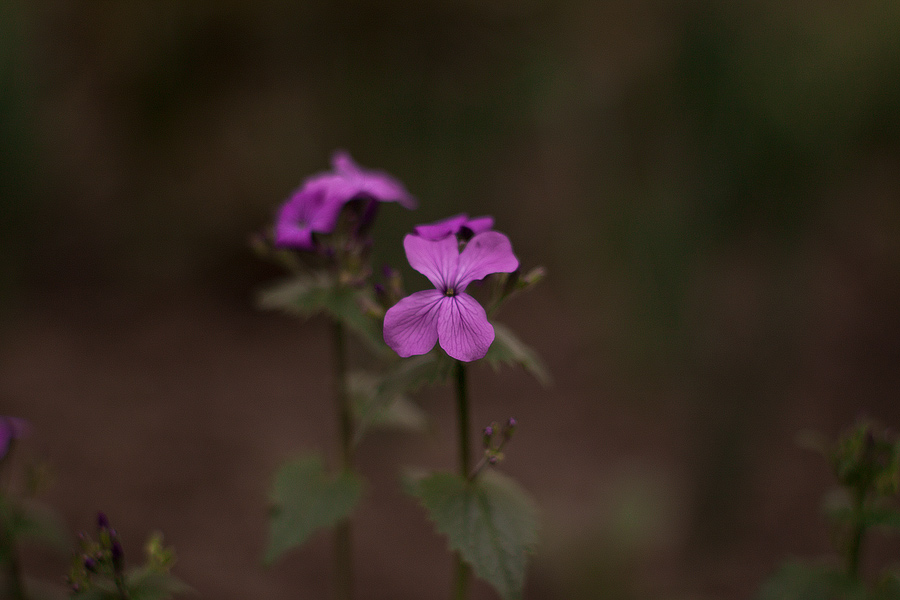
top-left (406, 470), bottom-right (538, 599)
top-left (264, 454), bottom-right (363, 565)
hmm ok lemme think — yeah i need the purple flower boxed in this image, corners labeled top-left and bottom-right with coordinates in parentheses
top-left (413, 213), bottom-right (494, 241)
top-left (274, 151), bottom-right (416, 250)
top-left (0, 416), bottom-right (29, 459)
top-left (383, 230), bottom-right (518, 362)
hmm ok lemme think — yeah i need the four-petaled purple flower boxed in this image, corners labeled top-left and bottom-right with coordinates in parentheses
top-left (274, 151), bottom-right (416, 250)
top-left (0, 416), bottom-right (29, 459)
top-left (413, 213), bottom-right (494, 241)
top-left (383, 230), bottom-right (518, 362)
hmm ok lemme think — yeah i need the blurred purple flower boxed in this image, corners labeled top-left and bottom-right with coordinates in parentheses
top-left (274, 151), bottom-right (416, 250)
top-left (383, 231), bottom-right (518, 362)
top-left (0, 416), bottom-right (29, 459)
top-left (413, 213), bottom-right (494, 241)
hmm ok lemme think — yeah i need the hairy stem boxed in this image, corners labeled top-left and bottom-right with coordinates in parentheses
top-left (452, 361), bottom-right (472, 600)
top-left (332, 320), bottom-right (354, 600)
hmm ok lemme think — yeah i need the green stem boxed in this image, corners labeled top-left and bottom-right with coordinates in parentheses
top-left (452, 559), bottom-right (472, 600)
top-left (455, 362), bottom-right (471, 476)
top-left (114, 573), bottom-right (130, 600)
top-left (0, 523), bottom-right (26, 600)
top-left (333, 320), bottom-right (354, 471)
top-left (846, 488), bottom-right (866, 580)
top-left (332, 320), bottom-right (354, 600)
top-left (452, 361), bottom-right (472, 600)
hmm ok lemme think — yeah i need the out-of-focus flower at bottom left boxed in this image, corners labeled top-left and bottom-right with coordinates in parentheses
top-left (0, 416), bottom-right (30, 459)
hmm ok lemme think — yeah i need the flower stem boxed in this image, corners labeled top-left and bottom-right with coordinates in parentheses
top-left (114, 573), bottom-right (130, 599)
top-left (0, 519), bottom-right (25, 600)
top-left (332, 319), bottom-right (354, 600)
top-left (452, 360), bottom-right (472, 600)
top-left (846, 487), bottom-right (866, 580)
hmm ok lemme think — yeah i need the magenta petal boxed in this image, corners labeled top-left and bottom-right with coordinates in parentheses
top-left (331, 150), bottom-right (360, 175)
top-left (383, 290), bottom-right (445, 357)
top-left (437, 293), bottom-right (495, 362)
top-left (454, 231), bottom-right (519, 290)
top-left (464, 216), bottom-right (494, 235)
top-left (413, 214), bottom-right (469, 241)
top-left (403, 234), bottom-right (459, 290)
top-left (274, 222), bottom-right (315, 249)
top-left (273, 185), bottom-right (336, 248)
top-left (331, 151), bottom-right (417, 209)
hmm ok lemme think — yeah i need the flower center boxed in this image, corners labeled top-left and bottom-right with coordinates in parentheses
top-left (444, 287), bottom-right (458, 297)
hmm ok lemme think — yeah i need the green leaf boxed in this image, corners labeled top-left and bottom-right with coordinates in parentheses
top-left (406, 470), bottom-right (538, 600)
top-left (755, 561), bottom-right (864, 600)
top-left (3, 497), bottom-right (69, 552)
top-left (823, 490), bottom-right (900, 532)
top-left (256, 272), bottom-right (333, 313)
top-left (257, 273), bottom-right (386, 353)
top-left (348, 372), bottom-right (428, 442)
top-left (126, 568), bottom-right (193, 600)
top-left (264, 454), bottom-right (363, 565)
top-left (863, 505), bottom-right (900, 531)
top-left (377, 351), bottom-right (454, 401)
top-left (874, 571), bottom-right (900, 600)
top-left (484, 323), bottom-right (551, 386)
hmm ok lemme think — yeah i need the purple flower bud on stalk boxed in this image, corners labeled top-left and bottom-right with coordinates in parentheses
top-left (111, 539), bottom-right (124, 572)
top-left (83, 556), bottom-right (98, 572)
top-left (382, 264), bottom-right (398, 280)
top-left (503, 417), bottom-right (517, 440)
top-left (483, 425), bottom-right (494, 448)
top-left (97, 512), bottom-right (110, 531)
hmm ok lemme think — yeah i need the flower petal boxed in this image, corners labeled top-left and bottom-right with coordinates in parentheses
top-left (404, 234), bottom-right (459, 290)
top-left (413, 214), bottom-right (469, 241)
top-left (383, 290), bottom-right (445, 357)
top-left (273, 185), bottom-right (336, 248)
top-left (331, 151), bottom-right (417, 208)
top-left (437, 293), bottom-right (494, 362)
top-left (463, 215), bottom-right (494, 236)
top-left (273, 222), bottom-right (315, 249)
top-left (453, 231), bottom-right (519, 290)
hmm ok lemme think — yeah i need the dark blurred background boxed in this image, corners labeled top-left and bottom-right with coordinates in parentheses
top-left (2, 1), bottom-right (900, 598)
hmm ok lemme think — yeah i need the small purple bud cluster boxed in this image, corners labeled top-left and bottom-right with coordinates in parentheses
top-left (372, 264), bottom-right (406, 316)
top-left (476, 417), bottom-right (518, 474)
top-left (68, 512), bottom-right (127, 595)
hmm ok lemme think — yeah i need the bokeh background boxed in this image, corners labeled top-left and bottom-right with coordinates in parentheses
top-left (3, 1), bottom-right (900, 598)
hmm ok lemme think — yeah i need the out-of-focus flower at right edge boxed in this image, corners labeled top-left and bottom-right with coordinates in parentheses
top-left (274, 151), bottom-right (417, 251)
top-left (0, 416), bottom-right (30, 459)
